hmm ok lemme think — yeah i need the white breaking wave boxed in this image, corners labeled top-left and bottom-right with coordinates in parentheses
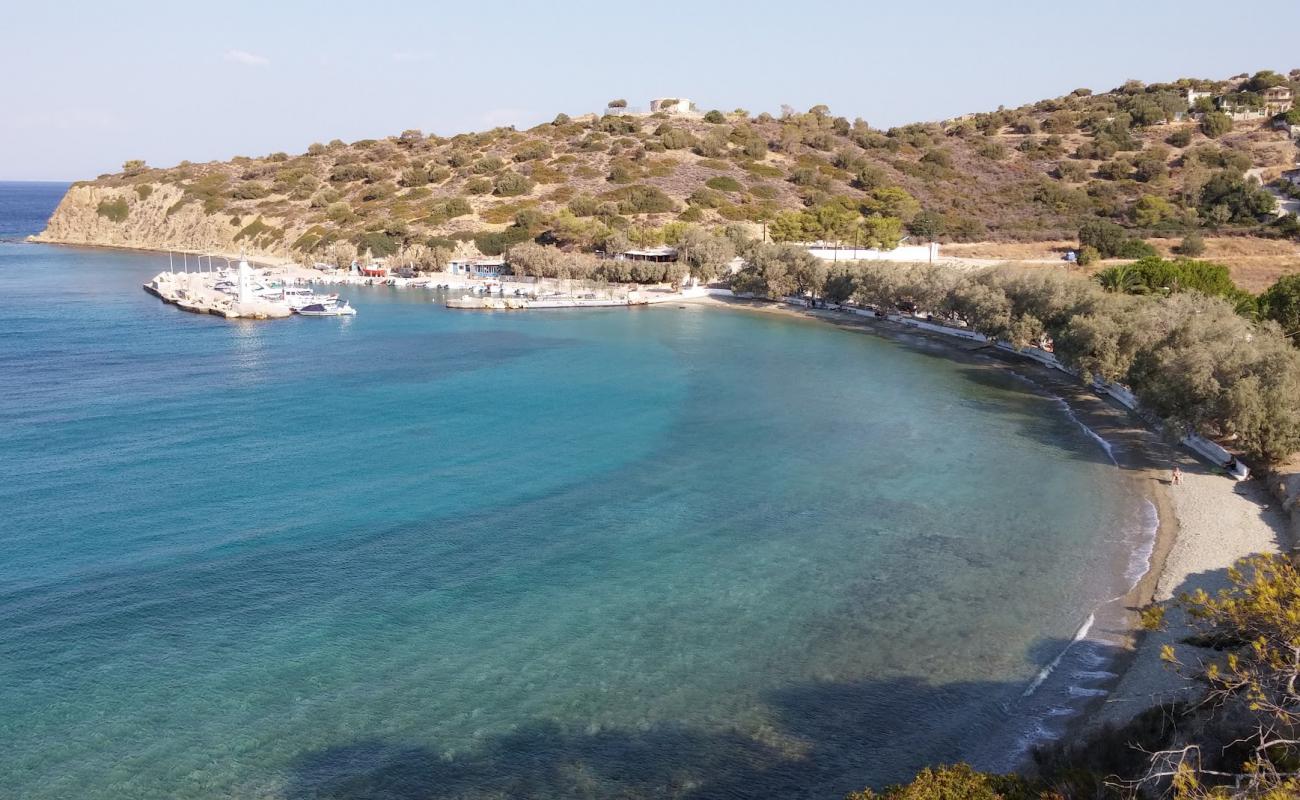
top-left (1022, 612), bottom-right (1095, 697)
top-left (1125, 498), bottom-right (1159, 589)
top-left (1053, 397), bottom-right (1118, 465)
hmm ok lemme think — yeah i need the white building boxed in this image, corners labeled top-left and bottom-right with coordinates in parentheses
top-left (449, 258), bottom-right (505, 277)
top-left (650, 98), bottom-right (697, 115)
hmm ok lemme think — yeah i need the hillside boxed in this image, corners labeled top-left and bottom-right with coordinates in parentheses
top-left (34, 70), bottom-right (1300, 267)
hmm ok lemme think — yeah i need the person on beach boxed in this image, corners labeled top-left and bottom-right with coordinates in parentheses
top-left (1172, 466), bottom-right (1182, 485)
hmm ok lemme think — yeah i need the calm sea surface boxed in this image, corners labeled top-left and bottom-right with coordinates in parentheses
top-left (0, 181), bottom-right (1148, 799)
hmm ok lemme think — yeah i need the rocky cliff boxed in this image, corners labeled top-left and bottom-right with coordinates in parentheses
top-left (34, 182), bottom-right (295, 261)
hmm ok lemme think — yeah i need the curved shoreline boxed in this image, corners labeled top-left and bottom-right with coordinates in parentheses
top-left (674, 294), bottom-right (1286, 753)
top-left (14, 238), bottom-right (1288, 770)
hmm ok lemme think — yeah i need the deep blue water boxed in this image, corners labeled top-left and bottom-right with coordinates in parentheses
top-left (0, 182), bottom-right (1147, 799)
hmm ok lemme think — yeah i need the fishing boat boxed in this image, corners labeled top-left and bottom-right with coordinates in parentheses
top-left (297, 300), bottom-right (357, 317)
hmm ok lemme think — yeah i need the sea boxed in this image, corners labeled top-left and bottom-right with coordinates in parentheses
top-left (0, 181), bottom-right (1153, 799)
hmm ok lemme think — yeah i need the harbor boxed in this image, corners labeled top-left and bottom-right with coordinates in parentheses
top-left (142, 253), bottom-right (355, 319)
top-left (142, 253), bottom-right (704, 318)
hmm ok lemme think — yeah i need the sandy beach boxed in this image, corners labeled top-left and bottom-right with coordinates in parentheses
top-left (682, 293), bottom-right (1292, 738)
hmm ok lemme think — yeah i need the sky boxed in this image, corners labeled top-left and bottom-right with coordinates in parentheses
top-left (2, 0), bottom-right (1297, 181)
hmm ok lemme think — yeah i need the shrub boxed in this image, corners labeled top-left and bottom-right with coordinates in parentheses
top-left (493, 171), bottom-right (534, 197)
top-left (741, 161), bottom-right (784, 179)
top-left (606, 98), bottom-right (627, 109)
top-left (472, 156), bottom-right (504, 174)
top-left (1079, 219), bottom-right (1154, 258)
top-left (703, 109), bottom-right (726, 123)
top-left (134, 184), bottom-right (153, 200)
top-left (1076, 244), bottom-right (1101, 265)
top-left (1201, 111), bottom-right (1233, 138)
top-left (474, 225), bottom-right (532, 256)
top-left (552, 113), bottom-right (571, 125)
top-left (1173, 232), bottom-right (1205, 257)
top-left (444, 197), bottom-right (473, 217)
top-left (230, 181), bottom-right (271, 200)
top-left (325, 202), bottom-right (354, 223)
top-left (705, 175), bottom-right (743, 193)
top-left (356, 230), bottom-right (400, 257)
top-left (597, 115), bottom-right (637, 134)
top-left (607, 164), bottom-right (635, 184)
top-left (513, 140), bottom-right (551, 162)
top-left (96, 197), bottom-right (130, 222)
top-left (329, 163), bottom-right (368, 183)
top-left (1166, 128), bottom-right (1194, 148)
top-left (465, 177), bottom-right (492, 195)
top-left (977, 141), bottom-right (1007, 161)
top-left (605, 184), bottom-right (676, 214)
top-left (398, 166), bottom-right (430, 187)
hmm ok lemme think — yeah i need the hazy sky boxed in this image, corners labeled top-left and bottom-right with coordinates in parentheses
top-left (2, 0), bottom-right (1297, 180)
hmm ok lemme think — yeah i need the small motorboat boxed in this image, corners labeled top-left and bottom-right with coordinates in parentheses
top-left (297, 301), bottom-right (357, 317)
top-left (281, 286), bottom-right (340, 311)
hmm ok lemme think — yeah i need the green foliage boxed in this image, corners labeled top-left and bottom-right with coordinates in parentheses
top-left (398, 166), bottom-right (431, 187)
top-left (1200, 111), bottom-right (1233, 138)
top-left (134, 184), bottom-right (153, 200)
top-left (702, 110), bottom-right (726, 123)
top-left (1166, 128), bottom-right (1194, 148)
top-left (1259, 273), bottom-right (1300, 336)
top-left (513, 140), bottom-right (552, 162)
top-left (472, 156), bottom-right (504, 174)
top-left (493, 171), bottom-right (535, 197)
top-left (443, 196), bottom-right (473, 218)
top-left (329, 162), bottom-right (369, 183)
top-left (1095, 256), bottom-right (1240, 299)
top-left (122, 159), bottom-right (146, 174)
top-left (474, 224), bottom-right (532, 256)
top-left (1079, 219), bottom-right (1152, 258)
top-left (704, 175), bottom-right (743, 193)
top-left (465, 177), bottom-right (492, 195)
top-left (602, 184), bottom-right (676, 214)
top-left (1199, 170), bottom-right (1276, 224)
top-left (230, 181), bottom-right (271, 200)
top-left (552, 112), bottom-right (571, 126)
top-left (355, 230), bottom-right (400, 257)
top-left (95, 197), bottom-right (130, 223)
top-left (1076, 245), bottom-right (1100, 266)
top-left (235, 216), bottom-right (278, 242)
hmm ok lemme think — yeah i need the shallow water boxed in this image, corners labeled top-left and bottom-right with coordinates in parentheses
top-left (0, 183), bottom-right (1147, 798)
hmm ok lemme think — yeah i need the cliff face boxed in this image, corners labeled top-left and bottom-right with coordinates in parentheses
top-left (34, 183), bottom-right (293, 260)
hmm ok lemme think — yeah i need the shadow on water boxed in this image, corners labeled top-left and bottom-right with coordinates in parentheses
top-left (283, 638), bottom-right (1127, 800)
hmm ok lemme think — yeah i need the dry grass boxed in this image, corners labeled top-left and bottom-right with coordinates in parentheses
top-left (942, 237), bottom-right (1300, 292)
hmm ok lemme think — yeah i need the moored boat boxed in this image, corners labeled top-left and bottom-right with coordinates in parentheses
top-left (297, 300), bottom-right (357, 316)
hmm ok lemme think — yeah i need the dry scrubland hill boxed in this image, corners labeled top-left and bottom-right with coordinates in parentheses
top-left (37, 71), bottom-right (1300, 265)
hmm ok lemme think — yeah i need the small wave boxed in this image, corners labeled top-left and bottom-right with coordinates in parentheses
top-left (1067, 685), bottom-right (1110, 698)
top-left (1006, 370), bottom-right (1119, 465)
top-left (1053, 398), bottom-right (1118, 465)
top-left (1022, 613), bottom-right (1095, 697)
top-left (1124, 499), bottom-right (1159, 589)
top-left (1071, 670), bottom-right (1119, 681)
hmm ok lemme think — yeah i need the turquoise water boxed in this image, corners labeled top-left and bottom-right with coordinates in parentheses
top-left (0, 183), bottom-right (1145, 798)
